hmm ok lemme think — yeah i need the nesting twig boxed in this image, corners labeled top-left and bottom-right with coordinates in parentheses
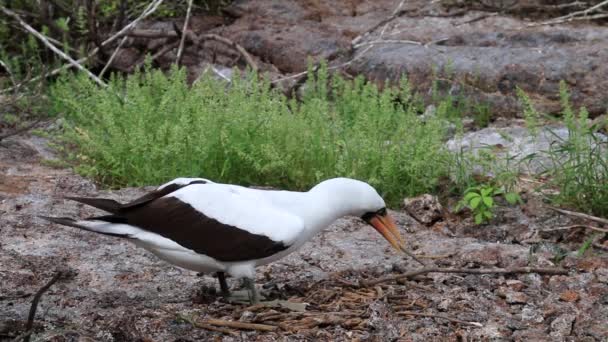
top-left (543, 224), bottom-right (608, 234)
top-left (548, 206), bottom-right (608, 226)
top-left (360, 266), bottom-right (568, 287)
top-left (176, 0), bottom-right (194, 65)
top-left (178, 314), bottom-right (239, 336)
top-left (203, 318), bottom-right (278, 332)
top-left (18, 271), bottom-right (64, 342)
top-left (0, 6), bottom-right (106, 87)
top-left (397, 311), bottom-right (483, 327)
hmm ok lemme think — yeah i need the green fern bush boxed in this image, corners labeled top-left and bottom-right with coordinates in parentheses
top-left (49, 65), bottom-right (451, 206)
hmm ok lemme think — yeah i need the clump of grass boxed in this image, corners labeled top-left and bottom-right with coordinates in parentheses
top-left (49, 64), bottom-right (451, 206)
top-left (541, 81), bottom-right (608, 217)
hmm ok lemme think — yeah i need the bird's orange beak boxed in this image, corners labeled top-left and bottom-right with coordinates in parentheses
top-left (367, 212), bottom-right (405, 252)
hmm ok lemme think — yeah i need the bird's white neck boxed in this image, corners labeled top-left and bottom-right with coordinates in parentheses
top-left (261, 185), bottom-right (362, 236)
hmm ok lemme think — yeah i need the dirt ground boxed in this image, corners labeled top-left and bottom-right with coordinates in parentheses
top-left (1, 133), bottom-right (607, 341)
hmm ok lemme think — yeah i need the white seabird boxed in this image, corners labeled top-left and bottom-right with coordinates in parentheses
top-left (42, 177), bottom-right (408, 304)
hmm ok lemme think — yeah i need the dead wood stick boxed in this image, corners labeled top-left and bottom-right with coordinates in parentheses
top-left (99, 36), bottom-right (128, 79)
top-left (396, 311), bottom-right (483, 327)
top-left (360, 266), bottom-right (568, 287)
top-left (21, 271), bottom-right (63, 342)
top-left (548, 206), bottom-right (608, 226)
top-left (176, 0), bottom-right (194, 65)
top-left (203, 318), bottom-right (278, 332)
top-left (0, 6), bottom-right (106, 87)
top-left (177, 314), bottom-right (238, 336)
top-left (543, 225), bottom-right (608, 234)
top-left (191, 33), bottom-right (258, 71)
top-left (0, 120), bottom-right (42, 142)
top-left (593, 242), bottom-right (608, 251)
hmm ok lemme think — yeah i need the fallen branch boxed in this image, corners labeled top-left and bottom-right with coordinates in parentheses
top-left (548, 206), bottom-right (608, 226)
top-left (176, 0), bottom-right (194, 65)
top-left (0, 120), bottom-right (42, 142)
top-left (193, 33), bottom-right (258, 72)
top-left (123, 29), bottom-right (259, 72)
top-left (360, 266), bottom-right (568, 287)
top-left (19, 271), bottom-right (63, 342)
top-left (397, 311), bottom-right (483, 327)
top-left (542, 225), bottom-right (608, 234)
top-left (203, 318), bottom-right (278, 332)
top-left (177, 314), bottom-right (238, 336)
top-left (99, 36), bottom-right (129, 79)
top-left (0, 6), bottom-right (106, 87)
top-left (593, 242), bottom-right (608, 251)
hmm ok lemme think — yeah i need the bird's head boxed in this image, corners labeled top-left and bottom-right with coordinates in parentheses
top-left (312, 178), bottom-right (406, 252)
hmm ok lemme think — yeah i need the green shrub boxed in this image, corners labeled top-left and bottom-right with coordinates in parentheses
top-left (50, 65), bottom-right (451, 206)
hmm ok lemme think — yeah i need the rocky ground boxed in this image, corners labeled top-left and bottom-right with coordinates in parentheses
top-left (1, 130), bottom-right (607, 341)
top-left (111, 0), bottom-right (608, 119)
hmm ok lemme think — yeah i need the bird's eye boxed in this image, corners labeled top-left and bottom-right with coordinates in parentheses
top-left (377, 207), bottom-right (387, 216)
top-left (361, 211), bottom-right (375, 222)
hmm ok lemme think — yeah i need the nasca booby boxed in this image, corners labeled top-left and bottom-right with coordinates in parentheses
top-left (42, 177), bottom-right (408, 303)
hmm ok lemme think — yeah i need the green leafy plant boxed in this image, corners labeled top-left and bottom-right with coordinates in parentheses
top-left (457, 185), bottom-right (498, 224)
top-left (457, 184), bottom-right (522, 224)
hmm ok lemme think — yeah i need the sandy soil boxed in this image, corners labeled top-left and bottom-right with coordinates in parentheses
top-left (1, 133), bottom-right (607, 341)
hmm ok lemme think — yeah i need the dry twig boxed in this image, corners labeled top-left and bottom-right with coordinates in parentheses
top-left (203, 318), bottom-right (278, 332)
top-left (542, 224), bottom-right (608, 234)
top-left (178, 314), bottom-right (238, 336)
top-left (397, 311), bottom-right (483, 327)
top-left (0, 120), bottom-right (42, 142)
top-left (361, 266), bottom-right (568, 287)
top-left (194, 33), bottom-right (258, 72)
top-left (176, 0), bottom-right (194, 65)
top-left (16, 271), bottom-right (63, 342)
top-left (99, 36), bottom-right (128, 79)
top-left (548, 206), bottom-right (608, 226)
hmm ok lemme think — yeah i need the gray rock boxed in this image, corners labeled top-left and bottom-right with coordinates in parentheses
top-left (403, 194), bottom-right (443, 226)
top-left (550, 314), bottom-right (576, 339)
top-left (446, 125), bottom-right (607, 174)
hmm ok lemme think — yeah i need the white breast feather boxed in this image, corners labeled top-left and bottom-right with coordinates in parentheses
top-left (169, 184), bottom-right (305, 245)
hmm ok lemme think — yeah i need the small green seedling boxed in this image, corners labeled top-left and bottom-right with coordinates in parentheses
top-left (457, 185), bottom-right (522, 224)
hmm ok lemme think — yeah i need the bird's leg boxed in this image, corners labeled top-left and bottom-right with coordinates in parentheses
top-left (217, 272), bottom-right (230, 297)
top-left (243, 278), bottom-right (259, 305)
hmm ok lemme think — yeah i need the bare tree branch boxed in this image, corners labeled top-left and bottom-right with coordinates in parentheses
top-left (548, 206), bottom-right (608, 226)
top-left (176, 0), bottom-right (194, 65)
top-left (99, 36), bottom-right (128, 79)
